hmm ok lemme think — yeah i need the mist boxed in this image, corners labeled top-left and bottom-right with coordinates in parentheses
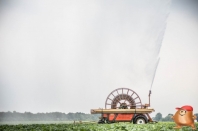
top-left (1, 0), bottom-right (198, 119)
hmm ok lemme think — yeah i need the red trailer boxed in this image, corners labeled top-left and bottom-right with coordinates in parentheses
top-left (90, 88), bottom-right (155, 124)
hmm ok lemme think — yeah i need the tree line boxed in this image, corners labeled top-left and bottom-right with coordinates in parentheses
top-left (1, 111), bottom-right (197, 122)
top-left (0, 111), bottom-right (100, 121)
top-left (153, 112), bottom-right (198, 122)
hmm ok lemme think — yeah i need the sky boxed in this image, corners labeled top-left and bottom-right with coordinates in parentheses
top-left (0, 0), bottom-right (198, 118)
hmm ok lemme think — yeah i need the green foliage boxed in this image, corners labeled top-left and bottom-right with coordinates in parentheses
top-left (152, 113), bottom-right (173, 122)
top-left (195, 113), bottom-right (198, 121)
top-left (161, 115), bottom-right (173, 122)
top-left (154, 112), bottom-right (162, 121)
top-left (0, 122), bottom-right (197, 131)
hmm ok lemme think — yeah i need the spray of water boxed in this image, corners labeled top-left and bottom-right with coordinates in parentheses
top-left (0, 0), bottom-right (172, 113)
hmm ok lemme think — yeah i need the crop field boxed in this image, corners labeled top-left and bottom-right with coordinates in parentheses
top-left (0, 122), bottom-right (198, 131)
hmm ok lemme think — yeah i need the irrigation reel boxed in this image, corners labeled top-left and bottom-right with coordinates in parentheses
top-left (90, 59), bottom-right (160, 124)
top-left (91, 87), bottom-right (154, 124)
top-left (105, 88), bottom-right (142, 109)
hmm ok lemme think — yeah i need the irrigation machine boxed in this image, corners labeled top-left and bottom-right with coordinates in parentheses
top-left (91, 88), bottom-right (155, 124)
top-left (90, 59), bottom-right (160, 124)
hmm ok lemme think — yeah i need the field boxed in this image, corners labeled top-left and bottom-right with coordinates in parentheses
top-left (0, 122), bottom-right (198, 131)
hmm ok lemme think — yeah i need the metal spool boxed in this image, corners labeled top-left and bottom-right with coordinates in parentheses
top-left (105, 88), bottom-right (142, 109)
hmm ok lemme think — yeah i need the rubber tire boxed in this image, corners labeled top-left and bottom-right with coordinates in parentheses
top-left (133, 115), bottom-right (148, 124)
top-left (98, 119), bottom-right (105, 124)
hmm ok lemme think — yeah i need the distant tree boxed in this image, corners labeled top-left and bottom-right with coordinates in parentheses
top-left (162, 114), bottom-right (173, 121)
top-left (67, 112), bottom-right (75, 120)
top-left (24, 112), bottom-right (33, 121)
top-left (154, 112), bottom-right (162, 121)
top-left (195, 113), bottom-right (198, 121)
top-left (0, 111), bottom-right (100, 121)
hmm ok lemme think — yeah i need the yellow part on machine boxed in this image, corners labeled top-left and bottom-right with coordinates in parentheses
top-left (91, 108), bottom-right (155, 114)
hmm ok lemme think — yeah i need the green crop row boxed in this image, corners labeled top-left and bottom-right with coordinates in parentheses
top-left (0, 122), bottom-right (197, 131)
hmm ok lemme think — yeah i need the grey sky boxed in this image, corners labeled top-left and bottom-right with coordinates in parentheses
top-left (0, 0), bottom-right (197, 117)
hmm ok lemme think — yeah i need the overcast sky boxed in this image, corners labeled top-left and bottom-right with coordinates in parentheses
top-left (0, 0), bottom-right (198, 117)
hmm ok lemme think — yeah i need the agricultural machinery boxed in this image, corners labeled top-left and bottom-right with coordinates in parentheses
top-left (90, 59), bottom-right (160, 124)
top-left (91, 88), bottom-right (155, 124)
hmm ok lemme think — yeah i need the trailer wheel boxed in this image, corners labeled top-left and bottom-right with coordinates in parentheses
top-left (98, 118), bottom-right (105, 124)
top-left (98, 119), bottom-right (105, 124)
top-left (106, 120), bottom-right (112, 124)
top-left (133, 115), bottom-right (148, 124)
